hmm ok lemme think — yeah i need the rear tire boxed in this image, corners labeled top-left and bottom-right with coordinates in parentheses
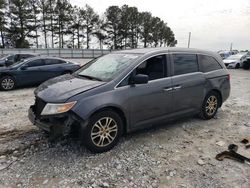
top-left (199, 91), bottom-right (220, 120)
top-left (0, 76), bottom-right (16, 91)
top-left (235, 63), bottom-right (240, 69)
top-left (82, 110), bottom-right (123, 153)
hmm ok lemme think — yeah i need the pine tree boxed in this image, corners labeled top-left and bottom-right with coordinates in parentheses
top-left (7, 0), bottom-right (37, 48)
top-left (82, 4), bottom-right (99, 49)
top-left (0, 0), bottom-right (6, 48)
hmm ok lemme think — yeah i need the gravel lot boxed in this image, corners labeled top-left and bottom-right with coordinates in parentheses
top-left (0, 69), bottom-right (249, 188)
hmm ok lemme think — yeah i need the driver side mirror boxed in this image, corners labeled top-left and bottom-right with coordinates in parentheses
top-left (21, 65), bottom-right (28, 70)
top-left (130, 74), bottom-right (149, 85)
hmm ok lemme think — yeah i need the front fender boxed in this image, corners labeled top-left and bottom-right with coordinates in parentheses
top-left (70, 87), bottom-right (130, 129)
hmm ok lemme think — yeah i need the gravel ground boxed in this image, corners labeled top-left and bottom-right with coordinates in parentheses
top-left (0, 69), bottom-right (250, 188)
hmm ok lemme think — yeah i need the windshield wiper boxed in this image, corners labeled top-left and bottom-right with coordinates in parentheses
top-left (77, 74), bottom-right (103, 81)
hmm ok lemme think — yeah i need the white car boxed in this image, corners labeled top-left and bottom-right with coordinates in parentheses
top-left (223, 54), bottom-right (247, 69)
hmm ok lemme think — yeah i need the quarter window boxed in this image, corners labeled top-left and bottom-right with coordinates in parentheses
top-left (199, 55), bottom-right (222, 72)
top-left (136, 55), bottom-right (165, 81)
top-left (173, 54), bottom-right (198, 75)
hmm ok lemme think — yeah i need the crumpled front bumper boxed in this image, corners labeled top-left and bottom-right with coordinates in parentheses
top-left (28, 105), bottom-right (83, 135)
top-left (28, 105), bottom-right (52, 132)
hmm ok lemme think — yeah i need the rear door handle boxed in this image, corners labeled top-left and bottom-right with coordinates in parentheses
top-left (163, 87), bottom-right (173, 92)
top-left (173, 85), bottom-right (182, 90)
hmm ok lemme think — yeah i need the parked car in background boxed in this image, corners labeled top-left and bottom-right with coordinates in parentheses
top-left (0, 53), bottom-right (38, 67)
top-left (218, 51), bottom-right (232, 59)
top-left (0, 57), bottom-right (80, 90)
top-left (223, 53), bottom-right (247, 69)
top-left (28, 48), bottom-right (230, 153)
top-left (242, 51), bottom-right (250, 70)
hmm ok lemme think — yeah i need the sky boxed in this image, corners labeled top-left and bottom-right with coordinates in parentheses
top-left (70, 0), bottom-right (250, 51)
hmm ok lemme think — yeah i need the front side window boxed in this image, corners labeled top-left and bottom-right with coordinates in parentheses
top-left (136, 55), bottom-right (165, 81)
top-left (199, 55), bottom-right (222, 72)
top-left (76, 54), bottom-right (140, 81)
top-left (27, 59), bottom-right (44, 67)
top-left (6, 55), bottom-right (14, 61)
top-left (117, 55), bottom-right (166, 87)
top-left (173, 54), bottom-right (198, 75)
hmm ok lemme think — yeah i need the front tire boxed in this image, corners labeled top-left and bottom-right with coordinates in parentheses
top-left (235, 63), bottom-right (240, 69)
top-left (83, 110), bottom-right (123, 153)
top-left (0, 76), bottom-right (16, 91)
top-left (199, 91), bottom-right (220, 120)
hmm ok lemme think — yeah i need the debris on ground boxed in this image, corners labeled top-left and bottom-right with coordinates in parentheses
top-left (241, 138), bottom-right (250, 149)
top-left (216, 144), bottom-right (250, 164)
top-left (216, 141), bottom-right (226, 147)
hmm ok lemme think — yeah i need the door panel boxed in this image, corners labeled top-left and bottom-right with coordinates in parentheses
top-left (129, 78), bottom-right (173, 127)
top-left (41, 59), bottom-right (67, 81)
top-left (17, 59), bottom-right (45, 85)
top-left (126, 54), bottom-right (173, 128)
top-left (18, 66), bottom-right (45, 85)
top-left (170, 53), bottom-right (206, 113)
top-left (171, 73), bottom-right (206, 113)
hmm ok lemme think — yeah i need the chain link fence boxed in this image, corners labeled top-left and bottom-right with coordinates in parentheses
top-left (0, 48), bottom-right (111, 59)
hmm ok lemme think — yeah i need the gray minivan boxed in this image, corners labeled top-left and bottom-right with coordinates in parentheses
top-left (28, 48), bottom-right (230, 153)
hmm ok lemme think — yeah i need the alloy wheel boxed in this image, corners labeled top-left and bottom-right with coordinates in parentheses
top-left (205, 95), bottom-right (218, 116)
top-left (91, 117), bottom-right (118, 147)
top-left (1, 78), bottom-right (15, 90)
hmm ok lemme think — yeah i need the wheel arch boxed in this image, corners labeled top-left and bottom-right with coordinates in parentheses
top-left (209, 89), bottom-right (223, 107)
top-left (89, 106), bottom-right (128, 134)
top-left (0, 73), bottom-right (14, 79)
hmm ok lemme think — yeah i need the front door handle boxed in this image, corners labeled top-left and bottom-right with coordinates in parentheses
top-left (163, 87), bottom-right (173, 92)
top-left (173, 85), bottom-right (182, 90)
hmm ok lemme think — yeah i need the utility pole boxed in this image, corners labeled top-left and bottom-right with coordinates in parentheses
top-left (230, 43), bottom-right (233, 51)
top-left (188, 32), bottom-right (191, 48)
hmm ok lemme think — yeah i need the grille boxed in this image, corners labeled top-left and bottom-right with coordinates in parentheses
top-left (34, 97), bottom-right (46, 117)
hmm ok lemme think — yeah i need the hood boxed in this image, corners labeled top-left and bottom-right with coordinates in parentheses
top-left (223, 59), bottom-right (239, 64)
top-left (35, 74), bottom-right (105, 103)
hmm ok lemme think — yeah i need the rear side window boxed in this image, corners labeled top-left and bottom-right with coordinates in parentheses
top-left (20, 54), bottom-right (34, 59)
top-left (45, 59), bottom-right (65, 65)
top-left (173, 54), bottom-right (198, 75)
top-left (199, 55), bottom-right (222, 72)
top-left (27, 59), bottom-right (44, 67)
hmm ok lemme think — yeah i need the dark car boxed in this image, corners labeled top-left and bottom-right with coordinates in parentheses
top-left (242, 52), bottom-right (250, 70)
top-left (0, 57), bottom-right (81, 90)
top-left (0, 53), bottom-right (38, 67)
top-left (28, 48), bottom-right (230, 153)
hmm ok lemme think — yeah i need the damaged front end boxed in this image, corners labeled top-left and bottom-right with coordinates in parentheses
top-left (28, 97), bottom-right (84, 137)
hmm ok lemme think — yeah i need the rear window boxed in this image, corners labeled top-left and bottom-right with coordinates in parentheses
top-left (199, 55), bottom-right (222, 72)
top-left (173, 54), bottom-right (198, 75)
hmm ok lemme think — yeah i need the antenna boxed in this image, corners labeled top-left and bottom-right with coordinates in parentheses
top-left (188, 32), bottom-right (191, 48)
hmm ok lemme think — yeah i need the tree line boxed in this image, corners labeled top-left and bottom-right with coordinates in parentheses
top-left (0, 0), bottom-right (177, 49)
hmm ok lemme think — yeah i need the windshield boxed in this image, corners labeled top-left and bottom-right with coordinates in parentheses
top-left (76, 53), bottom-right (140, 81)
top-left (226, 55), bottom-right (241, 60)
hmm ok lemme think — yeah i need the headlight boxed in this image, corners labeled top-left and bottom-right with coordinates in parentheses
top-left (41, 101), bottom-right (77, 115)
